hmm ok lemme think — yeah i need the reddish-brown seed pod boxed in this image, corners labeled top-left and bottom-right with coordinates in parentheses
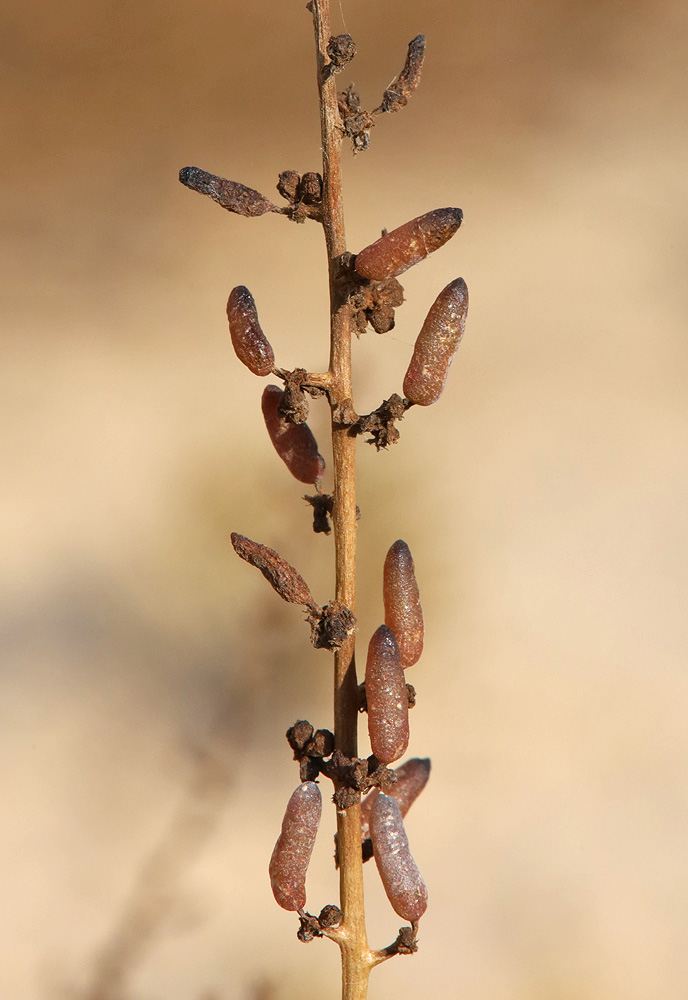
top-left (226, 286), bottom-right (275, 376)
top-left (269, 781), bottom-right (322, 912)
top-left (366, 625), bottom-right (409, 765)
top-left (354, 208), bottom-right (463, 281)
top-left (403, 277), bottom-right (469, 406)
top-left (369, 793), bottom-right (428, 922)
top-left (383, 540), bottom-right (424, 668)
top-left (261, 384), bottom-right (325, 485)
top-left (360, 757), bottom-right (431, 841)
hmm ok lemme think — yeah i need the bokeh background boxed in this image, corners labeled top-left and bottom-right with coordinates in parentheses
top-left (3, 0), bottom-right (687, 998)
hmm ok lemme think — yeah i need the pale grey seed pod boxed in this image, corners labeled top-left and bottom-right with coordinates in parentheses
top-left (370, 793), bottom-right (428, 922)
top-left (269, 781), bottom-right (322, 912)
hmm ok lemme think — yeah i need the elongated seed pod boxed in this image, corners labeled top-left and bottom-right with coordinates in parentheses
top-left (360, 757), bottom-right (431, 841)
top-left (354, 207), bottom-right (463, 281)
top-left (179, 166), bottom-right (277, 217)
top-left (403, 277), bottom-right (469, 406)
top-left (269, 781), bottom-right (322, 911)
top-left (230, 532), bottom-right (317, 609)
top-left (370, 793), bottom-right (428, 922)
top-left (366, 625), bottom-right (409, 765)
top-left (226, 286), bottom-right (275, 376)
top-left (383, 540), bottom-right (424, 668)
top-left (375, 34), bottom-right (426, 114)
top-left (262, 384), bottom-right (325, 485)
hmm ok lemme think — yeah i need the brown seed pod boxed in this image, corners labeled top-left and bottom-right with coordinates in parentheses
top-left (403, 277), bottom-right (469, 406)
top-left (360, 757), bottom-right (431, 841)
top-left (230, 532), bottom-right (317, 610)
top-left (369, 793), bottom-right (428, 922)
top-left (354, 208), bottom-right (463, 281)
top-left (383, 540), bottom-right (424, 668)
top-left (366, 625), bottom-right (409, 765)
top-left (262, 384), bottom-right (326, 485)
top-left (179, 166), bottom-right (277, 217)
top-left (269, 781), bottom-right (322, 912)
top-left (226, 286), bottom-right (275, 376)
top-left (375, 34), bottom-right (426, 115)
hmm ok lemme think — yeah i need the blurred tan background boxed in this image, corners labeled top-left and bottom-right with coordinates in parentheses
top-left (2, 0), bottom-right (687, 998)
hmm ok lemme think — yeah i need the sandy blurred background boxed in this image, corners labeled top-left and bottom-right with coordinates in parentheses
top-left (2, 0), bottom-right (687, 998)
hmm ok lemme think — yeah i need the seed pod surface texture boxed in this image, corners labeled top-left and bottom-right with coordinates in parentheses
top-left (227, 286), bottom-right (275, 376)
top-left (230, 532), bottom-right (316, 608)
top-left (383, 540), bottom-right (424, 668)
top-left (269, 781), bottom-right (322, 912)
top-left (354, 208), bottom-right (463, 281)
top-left (366, 625), bottom-right (409, 765)
top-left (370, 793), bottom-right (428, 922)
top-left (403, 277), bottom-right (469, 406)
top-left (262, 384), bottom-right (325, 484)
top-left (361, 757), bottom-right (431, 841)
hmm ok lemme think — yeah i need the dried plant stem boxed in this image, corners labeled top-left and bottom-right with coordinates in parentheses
top-left (311, 1), bottom-right (373, 997)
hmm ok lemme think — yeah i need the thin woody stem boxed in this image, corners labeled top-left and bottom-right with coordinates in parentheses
top-left (310, 2), bottom-right (373, 998)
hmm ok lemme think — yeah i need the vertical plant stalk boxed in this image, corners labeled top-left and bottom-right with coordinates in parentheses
top-left (310, 1), bottom-right (372, 997)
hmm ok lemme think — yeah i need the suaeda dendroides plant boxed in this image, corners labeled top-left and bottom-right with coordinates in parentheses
top-left (179, 3), bottom-right (468, 997)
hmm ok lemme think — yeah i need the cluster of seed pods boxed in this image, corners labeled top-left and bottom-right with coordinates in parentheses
top-left (355, 208), bottom-right (469, 407)
top-left (360, 539), bottom-right (428, 918)
top-left (181, 15), bottom-right (472, 969)
top-left (218, 184), bottom-right (465, 938)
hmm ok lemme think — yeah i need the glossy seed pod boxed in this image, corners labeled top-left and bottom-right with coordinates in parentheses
top-left (360, 757), bottom-right (431, 841)
top-left (261, 384), bottom-right (326, 485)
top-left (269, 781), bottom-right (322, 912)
top-left (354, 208), bottom-right (463, 281)
top-left (226, 286), bottom-right (275, 376)
top-left (403, 277), bottom-right (469, 406)
top-left (370, 793), bottom-right (428, 922)
top-left (383, 540), bottom-right (424, 668)
top-left (366, 625), bottom-right (409, 765)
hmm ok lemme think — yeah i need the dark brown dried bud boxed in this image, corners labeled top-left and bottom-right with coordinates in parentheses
top-left (318, 904), bottom-right (343, 928)
top-left (354, 208), bottom-right (463, 281)
top-left (361, 757), bottom-right (431, 841)
top-left (277, 170), bottom-right (301, 202)
top-left (262, 384), bottom-right (326, 485)
top-left (299, 172), bottom-right (323, 206)
top-left (286, 720), bottom-right (315, 755)
top-left (403, 277), bottom-right (468, 406)
top-left (226, 286), bottom-right (275, 376)
top-left (179, 166), bottom-right (276, 217)
top-left (308, 728), bottom-right (335, 758)
top-left (326, 33), bottom-right (356, 70)
top-left (338, 84), bottom-right (374, 153)
top-left (383, 540), bottom-right (424, 667)
top-left (365, 625), bottom-right (409, 765)
top-left (269, 781), bottom-right (322, 912)
top-left (230, 532), bottom-right (317, 610)
top-left (369, 793), bottom-right (428, 922)
top-left (375, 34), bottom-right (426, 114)
top-left (310, 601), bottom-right (356, 650)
